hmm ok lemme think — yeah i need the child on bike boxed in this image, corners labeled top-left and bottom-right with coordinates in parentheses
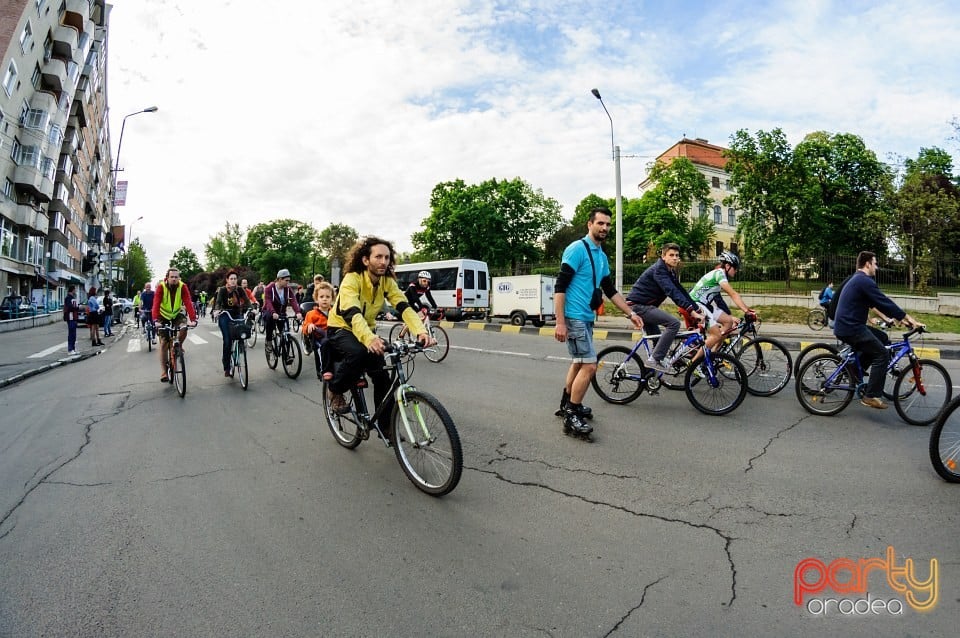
top-left (302, 281), bottom-right (335, 380)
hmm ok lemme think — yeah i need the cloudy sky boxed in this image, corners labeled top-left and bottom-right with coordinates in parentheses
top-left (105, 0), bottom-right (960, 280)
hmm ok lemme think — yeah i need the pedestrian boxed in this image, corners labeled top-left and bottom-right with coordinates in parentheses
top-left (101, 289), bottom-right (114, 336)
top-left (86, 288), bottom-right (103, 346)
top-left (63, 284), bottom-right (80, 354)
top-left (553, 207), bottom-right (643, 437)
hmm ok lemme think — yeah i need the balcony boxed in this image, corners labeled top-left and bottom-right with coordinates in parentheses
top-left (41, 58), bottom-right (67, 92)
top-left (29, 90), bottom-right (58, 112)
top-left (13, 165), bottom-right (53, 202)
top-left (12, 205), bottom-right (49, 234)
top-left (53, 24), bottom-right (79, 60)
top-left (65, 0), bottom-right (90, 28)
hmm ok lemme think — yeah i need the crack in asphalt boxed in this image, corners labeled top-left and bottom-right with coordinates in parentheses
top-left (0, 392), bottom-right (130, 540)
top-left (603, 576), bottom-right (667, 636)
top-left (488, 450), bottom-right (647, 481)
top-left (846, 513), bottom-right (858, 536)
top-left (151, 468), bottom-right (231, 482)
top-left (44, 480), bottom-right (113, 487)
top-left (744, 413), bottom-right (812, 473)
top-left (468, 464), bottom-right (739, 607)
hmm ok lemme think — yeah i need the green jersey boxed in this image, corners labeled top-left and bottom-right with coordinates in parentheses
top-left (690, 268), bottom-right (728, 306)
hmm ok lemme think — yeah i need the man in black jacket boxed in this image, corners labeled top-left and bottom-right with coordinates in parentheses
top-left (625, 243), bottom-right (703, 372)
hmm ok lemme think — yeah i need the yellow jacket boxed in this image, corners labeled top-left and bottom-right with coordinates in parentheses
top-left (328, 270), bottom-right (425, 347)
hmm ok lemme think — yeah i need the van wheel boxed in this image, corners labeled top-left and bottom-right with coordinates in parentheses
top-left (510, 311), bottom-right (526, 326)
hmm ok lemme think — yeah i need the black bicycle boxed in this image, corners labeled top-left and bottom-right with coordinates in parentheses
top-left (322, 341), bottom-right (462, 496)
top-left (227, 312), bottom-right (255, 390)
top-left (716, 311), bottom-right (792, 397)
top-left (266, 316), bottom-right (302, 379)
top-left (142, 314), bottom-right (156, 352)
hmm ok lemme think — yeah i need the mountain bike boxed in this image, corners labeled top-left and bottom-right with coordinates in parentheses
top-left (227, 312), bottom-right (254, 390)
top-left (795, 326), bottom-right (951, 425)
top-left (592, 325), bottom-right (748, 416)
top-left (807, 307), bottom-right (827, 330)
top-left (929, 395), bottom-right (960, 483)
top-left (266, 316), bottom-right (302, 378)
top-left (716, 311), bottom-right (792, 396)
top-left (322, 341), bottom-right (462, 496)
top-left (157, 321), bottom-right (193, 398)
top-left (388, 309), bottom-right (449, 362)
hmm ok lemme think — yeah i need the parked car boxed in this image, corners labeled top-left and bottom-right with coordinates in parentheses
top-left (0, 295), bottom-right (36, 320)
top-left (115, 297), bottom-right (134, 313)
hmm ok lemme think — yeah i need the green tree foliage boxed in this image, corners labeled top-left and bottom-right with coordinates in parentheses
top-left (243, 219), bottom-right (319, 284)
top-left (121, 239), bottom-right (152, 296)
top-left (204, 222), bottom-right (246, 271)
top-left (793, 131), bottom-right (894, 256)
top-left (317, 223), bottom-right (358, 268)
top-left (622, 158), bottom-right (713, 260)
top-left (895, 147), bottom-right (960, 293)
top-left (169, 246), bottom-right (203, 282)
top-left (544, 194), bottom-right (620, 261)
top-left (413, 177), bottom-right (564, 273)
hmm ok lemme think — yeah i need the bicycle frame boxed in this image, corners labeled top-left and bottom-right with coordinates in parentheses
top-left (815, 329), bottom-right (922, 393)
top-left (613, 327), bottom-right (726, 387)
top-left (346, 344), bottom-right (425, 444)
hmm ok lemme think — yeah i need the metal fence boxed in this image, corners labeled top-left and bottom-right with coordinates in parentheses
top-left (506, 254), bottom-right (960, 296)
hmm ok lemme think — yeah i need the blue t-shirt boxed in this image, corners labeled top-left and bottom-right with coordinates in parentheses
top-left (560, 237), bottom-right (610, 322)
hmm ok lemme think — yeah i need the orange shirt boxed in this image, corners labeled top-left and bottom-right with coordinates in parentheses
top-left (302, 308), bottom-right (328, 336)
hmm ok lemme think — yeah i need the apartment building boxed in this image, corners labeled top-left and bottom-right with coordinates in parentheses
top-left (638, 137), bottom-right (740, 259)
top-left (0, 0), bottom-right (113, 307)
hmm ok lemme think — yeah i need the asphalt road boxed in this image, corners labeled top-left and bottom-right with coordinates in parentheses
top-left (0, 322), bottom-right (958, 637)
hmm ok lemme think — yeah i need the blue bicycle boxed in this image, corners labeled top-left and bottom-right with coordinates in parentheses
top-left (592, 325), bottom-right (748, 416)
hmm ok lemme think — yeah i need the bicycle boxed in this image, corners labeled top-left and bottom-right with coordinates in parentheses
top-left (245, 307), bottom-right (259, 349)
top-left (929, 395), bottom-right (960, 483)
top-left (156, 321), bottom-right (193, 397)
top-left (388, 309), bottom-right (449, 363)
top-left (807, 307), bottom-right (828, 330)
top-left (592, 324), bottom-right (748, 416)
top-left (226, 312), bottom-right (254, 390)
top-left (142, 313), bottom-right (156, 352)
top-left (716, 311), bottom-right (792, 397)
top-left (322, 340), bottom-right (463, 496)
top-left (265, 315), bottom-right (302, 378)
top-left (795, 326), bottom-right (951, 425)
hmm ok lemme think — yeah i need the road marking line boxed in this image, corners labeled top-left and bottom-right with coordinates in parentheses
top-left (28, 343), bottom-right (67, 358)
top-left (449, 345), bottom-right (529, 357)
top-left (127, 339), bottom-right (141, 353)
top-left (188, 334), bottom-right (208, 344)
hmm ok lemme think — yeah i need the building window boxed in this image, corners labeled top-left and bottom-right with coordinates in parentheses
top-left (716, 241), bottom-right (724, 256)
top-left (2, 179), bottom-right (13, 201)
top-left (698, 201), bottom-right (707, 219)
top-left (711, 176), bottom-right (720, 188)
top-left (725, 179), bottom-right (732, 191)
top-left (20, 21), bottom-right (34, 54)
top-left (23, 109), bottom-right (48, 130)
top-left (2, 61), bottom-right (17, 96)
top-left (714, 205), bottom-right (721, 224)
top-left (730, 242), bottom-right (738, 254)
top-left (31, 63), bottom-right (42, 88)
top-left (10, 138), bottom-right (21, 161)
top-left (728, 208), bottom-right (736, 226)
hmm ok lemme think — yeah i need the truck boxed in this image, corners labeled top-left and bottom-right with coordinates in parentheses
top-left (489, 275), bottom-right (556, 327)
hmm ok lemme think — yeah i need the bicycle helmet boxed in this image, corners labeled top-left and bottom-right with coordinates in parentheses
top-left (276, 268), bottom-right (291, 279)
top-left (719, 251), bottom-right (741, 269)
top-left (417, 270), bottom-right (432, 281)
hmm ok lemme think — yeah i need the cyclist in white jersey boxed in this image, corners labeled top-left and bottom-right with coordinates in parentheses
top-left (689, 251), bottom-right (754, 348)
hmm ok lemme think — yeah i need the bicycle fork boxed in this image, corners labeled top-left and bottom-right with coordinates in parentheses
top-left (395, 385), bottom-right (434, 447)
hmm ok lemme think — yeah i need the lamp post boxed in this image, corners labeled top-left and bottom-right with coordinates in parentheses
top-left (109, 106), bottom-right (158, 289)
top-left (591, 88), bottom-right (623, 293)
top-left (44, 251), bottom-right (51, 313)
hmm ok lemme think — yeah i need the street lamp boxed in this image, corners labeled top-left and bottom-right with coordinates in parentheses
top-left (44, 251), bottom-right (51, 313)
top-left (109, 106), bottom-right (158, 289)
top-left (591, 88), bottom-right (624, 293)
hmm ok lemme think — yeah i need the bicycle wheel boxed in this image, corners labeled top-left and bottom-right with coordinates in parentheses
top-left (266, 337), bottom-right (279, 369)
top-left (735, 337), bottom-right (792, 397)
top-left (322, 381), bottom-right (362, 449)
top-left (392, 389), bottom-right (463, 496)
top-left (388, 322), bottom-right (410, 343)
top-left (236, 343), bottom-right (248, 390)
top-left (147, 326), bottom-right (153, 352)
top-left (893, 359), bottom-right (952, 426)
top-left (807, 308), bottom-right (827, 330)
top-left (795, 354), bottom-right (854, 416)
top-left (258, 316), bottom-right (265, 333)
top-left (592, 346), bottom-right (645, 405)
top-left (173, 347), bottom-right (186, 397)
top-left (246, 326), bottom-right (257, 349)
top-left (282, 337), bottom-right (302, 379)
top-left (423, 325), bottom-right (450, 363)
top-left (929, 396), bottom-right (960, 482)
top-left (684, 352), bottom-right (747, 416)
top-left (793, 342), bottom-right (838, 375)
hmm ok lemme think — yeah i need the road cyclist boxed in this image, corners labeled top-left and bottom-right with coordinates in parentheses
top-left (151, 268), bottom-right (198, 383)
top-left (263, 268), bottom-right (303, 363)
top-left (213, 269), bottom-right (253, 378)
top-left (139, 282), bottom-right (156, 350)
top-left (688, 250), bottom-right (755, 346)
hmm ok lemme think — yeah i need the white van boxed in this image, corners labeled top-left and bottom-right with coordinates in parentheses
top-left (394, 259), bottom-right (490, 321)
top-left (489, 275), bottom-right (556, 327)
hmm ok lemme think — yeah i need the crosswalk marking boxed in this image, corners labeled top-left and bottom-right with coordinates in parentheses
top-left (29, 343), bottom-right (67, 358)
top-left (188, 333), bottom-right (208, 345)
top-left (127, 339), bottom-right (141, 353)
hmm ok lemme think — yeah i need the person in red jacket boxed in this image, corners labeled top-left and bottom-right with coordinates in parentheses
top-left (262, 268), bottom-right (303, 356)
top-left (152, 268), bottom-right (198, 382)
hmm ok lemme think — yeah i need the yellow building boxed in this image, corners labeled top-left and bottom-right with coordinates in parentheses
top-left (638, 137), bottom-right (740, 260)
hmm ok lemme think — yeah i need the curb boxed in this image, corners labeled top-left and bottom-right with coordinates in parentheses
top-left (0, 349), bottom-right (102, 389)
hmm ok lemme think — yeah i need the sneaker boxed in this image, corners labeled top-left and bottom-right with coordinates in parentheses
top-left (160, 374), bottom-right (169, 383)
top-left (224, 369), bottom-right (232, 377)
top-left (563, 408), bottom-right (593, 435)
top-left (265, 343), bottom-right (274, 355)
top-left (67, 350), bottom-right (77, 355)
top-left (647, 357), bottom-right (671, 373)
top-left (860, 397), bottom-right (888, 410)
top-left (327, 390), bottom-right (350, 414)
top-left (303, 340), bottom-right (312, 354)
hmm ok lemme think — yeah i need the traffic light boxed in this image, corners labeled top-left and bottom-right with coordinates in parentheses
top-left (82, 250), bottom-right (96, 272)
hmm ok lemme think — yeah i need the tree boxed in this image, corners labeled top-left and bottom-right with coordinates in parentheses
top-left (243, 219), bottom-right (320, 284)
top-left (317, 223), bottom-right (358, 268)
top-left (544, 194), bottom-right (621, 262)
top-left (413, 177), bottom-right (563, 273)
top-left (204, 222), bottom-right (246, 271)
top-left (724, 128), bottom-right (807, 285)
top-left (121, 239), bottom-right (152, 296)
top-left (169, 246), bottom-right (202, 281)
top-left (622, 158), bottom-right (713, 260)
